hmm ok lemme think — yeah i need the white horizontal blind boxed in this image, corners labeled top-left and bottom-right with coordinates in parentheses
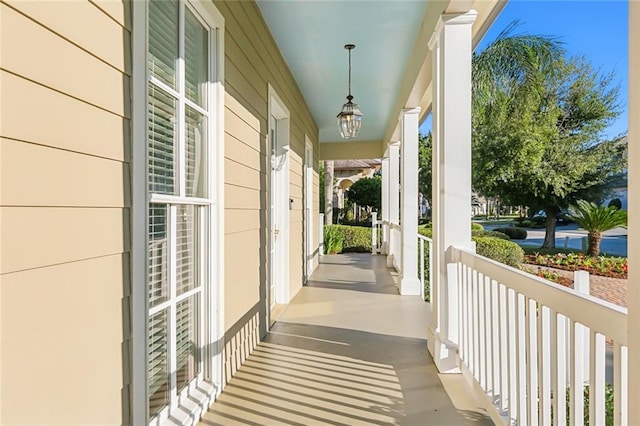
top-left (146, 0), bottom-right (211, 421)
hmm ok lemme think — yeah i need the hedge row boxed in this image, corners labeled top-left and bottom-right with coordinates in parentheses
top-left (327, 224), bottom-right (524, 268)
top-left (323, 225), bottom-right (372, 254)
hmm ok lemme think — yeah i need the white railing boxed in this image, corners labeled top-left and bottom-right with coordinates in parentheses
top-left (417, 233), bottom-right (433, 302)
top-left (371, 212), bottom-right (382, 254)
top-left (449, 247), bottom-right (628, 425)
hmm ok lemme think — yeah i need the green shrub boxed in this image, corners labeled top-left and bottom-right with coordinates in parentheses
top-left (418, 227), bottom-right (433, 239)
top-left (473, 237), bottom-right (524, 267)
top-left (472, 229), bottom-right (511, 240)
top-left (471, 223), bottom-right (485, 231)
top-left (494, 226), bottom-right (528, 240)
top-left (531, 216), bottom-right (547, 228)
top-left (515, 220), bottom-right (532, 228)
top-left (323, 225), bottom-right (371, 253)
top-left (323, 225), bottom-right (344, 254)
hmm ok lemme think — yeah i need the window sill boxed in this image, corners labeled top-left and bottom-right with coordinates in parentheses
top-left (164, 381), bottom-right (218, 426)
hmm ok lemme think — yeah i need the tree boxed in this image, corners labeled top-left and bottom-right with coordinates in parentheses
top-left (418, 132), bottom-right (433, 208)
top-left (472, 24), bottom-right (625, 248)
top-left (567, 200), bottom-right (627, 257)
top-left (345, 176), bottom-right (382, 213)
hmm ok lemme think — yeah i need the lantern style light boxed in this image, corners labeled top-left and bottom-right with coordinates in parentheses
top-left (337, 44), bottom-right (363, 139)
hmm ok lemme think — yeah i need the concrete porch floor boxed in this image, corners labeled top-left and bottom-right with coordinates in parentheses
top-left (201, 253), bottom-right (493, 425)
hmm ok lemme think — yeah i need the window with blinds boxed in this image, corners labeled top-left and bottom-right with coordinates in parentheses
top-left (146, 0), bottom-right (213, 421)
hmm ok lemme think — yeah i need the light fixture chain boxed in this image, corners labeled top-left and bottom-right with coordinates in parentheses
top-left (348, 47), bottom-right (352, 98)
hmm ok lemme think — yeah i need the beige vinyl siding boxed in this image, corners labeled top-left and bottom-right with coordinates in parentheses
top-left (214, 0), bottom-right (319, 372)
top-left (0, 1), bottom-right (130, 424)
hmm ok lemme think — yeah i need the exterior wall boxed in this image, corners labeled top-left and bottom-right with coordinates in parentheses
top-left (213, 0), bottom-right (319, 383)
top-left (0, 1), bottom-right (130, 424)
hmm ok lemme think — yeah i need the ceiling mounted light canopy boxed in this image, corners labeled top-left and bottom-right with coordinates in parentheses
top-left (337, 44), bottom-right (363, 139)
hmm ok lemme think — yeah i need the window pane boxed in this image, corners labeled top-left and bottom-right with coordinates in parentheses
top-left (185, 106), bottom-right (206, 197)
top-left (176, 205), bottom-right (199, 295)
top-left (148, 309), bottom-right (170, 420)
top-left (176, 295), bottom-right (200, 392)
top-left (148, 85), bottom-right (177, 195)
top-left (148, 204), bottom-right (169, 307)
top-left (148, 0), bottom-right (178, 88)
top-left (185, 8), bottom-right (208, 107)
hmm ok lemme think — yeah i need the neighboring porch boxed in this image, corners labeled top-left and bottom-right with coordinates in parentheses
top-left (201, 253), bottom-right (492, 425)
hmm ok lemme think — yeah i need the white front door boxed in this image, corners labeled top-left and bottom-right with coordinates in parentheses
top-left (269, 112), bottom-right (289, 312)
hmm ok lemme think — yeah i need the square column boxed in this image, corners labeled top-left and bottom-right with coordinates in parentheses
top-left (381, 157), bottom-right (390, 254)
top-left (399, 108), bottom-right (421, 295)
top-left (627, 2), bottom-right (639, 424)
top-left (386, 142), bottom-right (400, 268)
top-left (426, 10), bottom-right (477, 373)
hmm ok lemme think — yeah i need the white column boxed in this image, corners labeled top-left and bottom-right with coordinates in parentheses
top-left (426, 10), bottom-right (477, 373)
top-left (381, 157), bottom-right (390, 254)
top-left (627, 2), bottom-right (639, 424)
top-left (386, 142), bottom-right (400, 268)
top-left (400, 108), bottom-right (421, 295)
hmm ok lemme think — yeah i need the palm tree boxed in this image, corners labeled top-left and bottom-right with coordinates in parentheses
top-left (472, 21), bottom-right (566, 110)
top-left (568, 200), bottom-right (627, 257)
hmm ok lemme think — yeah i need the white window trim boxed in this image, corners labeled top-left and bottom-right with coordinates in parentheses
top-left (131, 1), bottom-right (225, 425)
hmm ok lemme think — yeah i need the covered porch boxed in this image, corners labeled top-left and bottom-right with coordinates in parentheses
top-left (202, 253), bottom-right (492, 425)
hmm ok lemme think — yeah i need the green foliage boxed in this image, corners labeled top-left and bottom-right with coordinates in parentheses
top-left (525, 251), bottom-right (627, 277)
top-left (471, 223), bottom-right (485, 231)
top-left (319, 162), bottom-right (325, 214)
top-left (323, 225), bottom-right (371, 253)
top-left (568, 200), bottom-right (628, 256)
top-left (418, 133), bottom-right (433, 206)
top-left (494, 226), bottom-right (528, 239)
top-left (474, 237), bottom-right (525, 267)
top-left (345, 176), bottom-right (382, 211)
top-left (515, 220), bottom-right (532, 228)
top-left (472, 229), bottom-right (511, 240)
top-left (323, 226), bottom-right (343, 254)
top-left (472, 22), bottom-right (625, 249)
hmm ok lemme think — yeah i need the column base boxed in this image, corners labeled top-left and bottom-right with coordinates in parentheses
top-left (399, 276), bottom-right (421, 296)
top-left (386, 253), bottom-right (395, 268)
top-left (427, 325), bottom-right (460, 374)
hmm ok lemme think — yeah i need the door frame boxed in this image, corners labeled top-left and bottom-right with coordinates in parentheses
top-left (304, 136), bottom-right (314, 282)
top-left (268, 85), bottom-right (290, 315)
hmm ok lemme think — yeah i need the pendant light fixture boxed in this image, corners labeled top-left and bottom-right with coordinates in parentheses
top-left (337, 44), bottom-right (363, 139)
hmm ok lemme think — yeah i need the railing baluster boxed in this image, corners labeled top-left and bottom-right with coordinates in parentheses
top-left (517, 293), bottom-right (527, 425)
top-left (508, 288), bottom-right (518, 423)
top-left (551, 308), bottom-right (559, 426)
top-left (473, 269), bottom-right (480, 381)
top-left (478, 273), bottom-right (487, 391)
top-left (491, 279), bottom-right (500, 403)
top-left (419, 237), bottom-right (425, 299)
top-left (556, 313), bottom-right (568, 426)
top-left (588, 331), bottom-right (606, 425)
top-left (428, 239), bottom-right (433, 304)
top-left (613, 343), bottom-right (628, 426)
top-left (527, 298), bottom-right (538, 426)
top-left (539, 305), bottom-right (551, 424)
top-left (569, 319), bottom-right (583, 426)
top-left (499, 283), bottom-right (509, 415)
top-left (484, 275), bottom-right (493, 398)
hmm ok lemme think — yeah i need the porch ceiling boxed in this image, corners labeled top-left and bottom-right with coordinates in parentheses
top-left (256, 0), bottom-right (505, 159)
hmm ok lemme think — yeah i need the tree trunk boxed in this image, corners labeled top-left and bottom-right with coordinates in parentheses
top-left (541, 208), bottom-right (558, 248)
top-left (588, 231), bottom-right (602, 257)
top-left (324, 160), bottom-right (334, 225)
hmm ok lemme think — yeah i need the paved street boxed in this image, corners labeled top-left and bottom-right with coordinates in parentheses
top-left (485, 223), bottom-right (628, 256)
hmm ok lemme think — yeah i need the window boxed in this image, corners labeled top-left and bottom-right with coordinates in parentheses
top-left (144, 0), bottom-right (220, 422)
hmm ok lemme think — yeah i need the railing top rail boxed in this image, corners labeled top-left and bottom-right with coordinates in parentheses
top-left (453, 247), bottom-right (628, 345)
top-left (417, 234), bottom-right (433, 243)
top-left (389, 223), bottom-right (401, 230)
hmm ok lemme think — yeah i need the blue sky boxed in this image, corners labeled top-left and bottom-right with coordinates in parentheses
top-left (420, 1), bottom-right (629, 139)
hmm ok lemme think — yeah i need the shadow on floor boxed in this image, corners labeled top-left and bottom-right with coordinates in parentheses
top-left (202, 321), bottom-right (493, 425)
top-left (308, 253), bottom-right (399, 295)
